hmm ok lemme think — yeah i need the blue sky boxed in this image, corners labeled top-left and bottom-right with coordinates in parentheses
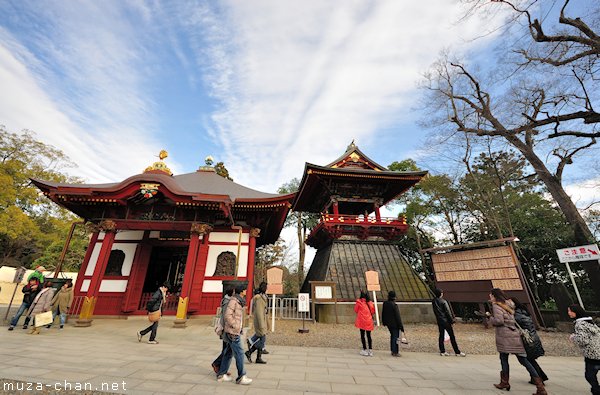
top-left (0, 0), bottom-right (514, 190)
top-left (1, 1), bottom-right (597, 211)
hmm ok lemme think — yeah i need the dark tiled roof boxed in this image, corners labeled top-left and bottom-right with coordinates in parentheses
top-left (32, 170), bottom-right (286, 202)
top-left (302, 240), bottom-right (432, 301)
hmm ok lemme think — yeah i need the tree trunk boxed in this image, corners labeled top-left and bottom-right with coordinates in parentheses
top-left (508, 135), bottom-right (600, 307)
top-left (297, 216), bottom-right (306, 290)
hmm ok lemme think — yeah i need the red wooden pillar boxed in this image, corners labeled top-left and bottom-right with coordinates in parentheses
top-left (76, 221), bottom-right (116, 327)
top-left (122, 232), bottom-right (152, 313)
top-left (74, 231), bottom-right (99, 297)
top-left (332, 201), bottom-right (339, 216)
top-left (173, 224), bottom-right (204, 328)
top-left (246, 228), bottom-right (260, 305)
top-left (190, 227), bottom-right (211, 313)
top-left (375, 206), bottom-right (381, 221)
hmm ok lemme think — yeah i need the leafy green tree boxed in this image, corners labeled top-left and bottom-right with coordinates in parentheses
top-left (278, 178), bottom-right (319, 289)
top-left (0, 126), bottom-right (86, 270)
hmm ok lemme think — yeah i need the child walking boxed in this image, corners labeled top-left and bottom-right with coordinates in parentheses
top-left (354, 290), bottom-right (375, 356)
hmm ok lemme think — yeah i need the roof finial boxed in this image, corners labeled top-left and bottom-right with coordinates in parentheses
top-left (143, 150), bottom-right (173, 176)
top-left (347, 140), bottom-right (356, 150)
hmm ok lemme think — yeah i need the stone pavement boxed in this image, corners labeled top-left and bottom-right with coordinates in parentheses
top-left (0, 316), bottom-right (589, 395)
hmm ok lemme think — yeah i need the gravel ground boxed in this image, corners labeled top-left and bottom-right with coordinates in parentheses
top-left (266, 321), bottom-right (582, 357)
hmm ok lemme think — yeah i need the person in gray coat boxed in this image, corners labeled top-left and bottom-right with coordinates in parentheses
top-left (25, 281), bottom-right (56, 335)
top-left (487, 288), bottom-right (546, 394)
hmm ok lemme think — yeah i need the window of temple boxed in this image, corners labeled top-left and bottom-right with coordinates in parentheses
top-left (104, 249), bottom-right (126, 276)
top-left (214, 251), bottom-right (236, 276)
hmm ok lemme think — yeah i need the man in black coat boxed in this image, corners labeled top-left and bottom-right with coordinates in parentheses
top-left (382, 290), bottom-right (405, 357)
top-left (432, 288), bottom-right (466, 357)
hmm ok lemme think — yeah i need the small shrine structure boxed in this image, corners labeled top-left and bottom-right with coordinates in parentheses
top-left (293, 142), bottom-right (432, 321)
top-left (32, 152), bottom-right (294, 326)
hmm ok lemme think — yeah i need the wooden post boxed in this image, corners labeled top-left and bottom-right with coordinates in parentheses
top-left (372, 291), bottom-right (380, 327)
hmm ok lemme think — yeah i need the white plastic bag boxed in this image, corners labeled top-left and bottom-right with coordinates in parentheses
top-left (444, 330), bottom-right (450, 343)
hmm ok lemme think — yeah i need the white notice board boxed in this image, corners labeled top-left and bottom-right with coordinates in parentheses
top-left (298, 293), bottom-right (309, 312)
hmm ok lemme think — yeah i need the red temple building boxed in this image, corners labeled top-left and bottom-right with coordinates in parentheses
top-left (293, 142), bottom-right (432, 303)
top-left (32, 152), bottom-right (294, 326)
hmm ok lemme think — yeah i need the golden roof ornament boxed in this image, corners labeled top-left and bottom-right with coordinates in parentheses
top-left (198, 155), bottom-right (216, 172)
top-left (144, 150), bottom-right (173, 176)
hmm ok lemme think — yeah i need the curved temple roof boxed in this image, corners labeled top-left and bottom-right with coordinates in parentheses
top-left (32, 169), bottom-right (289, 203)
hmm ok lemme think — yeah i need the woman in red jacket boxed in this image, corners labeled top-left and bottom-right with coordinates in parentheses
top-left (355, 290), bottom-right (375, 356)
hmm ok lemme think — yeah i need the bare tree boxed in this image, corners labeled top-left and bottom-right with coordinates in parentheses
top-left (423, 54), bottom-right (600, 305)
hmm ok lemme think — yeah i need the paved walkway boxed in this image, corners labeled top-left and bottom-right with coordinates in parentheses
top-left (0, 317), bottom-right (589, 394)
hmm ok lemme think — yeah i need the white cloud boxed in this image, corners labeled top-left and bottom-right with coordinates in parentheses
top-left (179, 0), bottom-right (509, 192)
top-left (565, 178), bottom-right (600, 210)
top-left (0, 4), bottom-right (180, 183)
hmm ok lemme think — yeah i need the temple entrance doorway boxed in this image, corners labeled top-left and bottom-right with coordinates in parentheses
top-left (139, 246), bottom-right (187, 312)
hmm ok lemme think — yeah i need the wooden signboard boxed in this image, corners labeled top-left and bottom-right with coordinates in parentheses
top-left (365, 270), bottom-right (381, 326)
top-left (309, 281), bottom-right (338, 324)
top-left (266, 267), bottom-right (283, 295)
top-left (426, 241), bottom-right (542, 327)
top-left (431, 246), bottom-right (523, 290)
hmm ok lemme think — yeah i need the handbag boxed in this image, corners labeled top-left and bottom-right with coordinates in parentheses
top-left (35, 311), bottom-right (53, 327)
top-left (148, 310), bottom-right (161, 322)
top-left (515, 321), bottom-right (534, 345)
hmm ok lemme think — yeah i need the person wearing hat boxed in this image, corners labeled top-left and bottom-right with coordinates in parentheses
top-left (137, 281), bottom-right (170, 344)
top-left (382, 290), bottom-right (405, 357)
top-left (27, 266), bottom-right (46, 284)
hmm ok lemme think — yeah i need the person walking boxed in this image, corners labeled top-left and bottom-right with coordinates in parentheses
top-left (137, 281), bottom-right (169, 344)
top-left (246, 282), bottom-right (268, 364)
top-left (432, 288), bottom-right (466, 357)
top-left (568, 304), bottom-right (600, 395)
top-left (8, 278), bottom-right (40, 331)
top-left (487, 288), bottom-right (546, 394)
top-left (382, 290), bottom-right (405, 357)
top-left (25, 281), bottom-right (56, 335)
top-left (217, 285), bottom-right (252, 385)
top-left (48, 280), bottom-right (74, 329)
top-left (512, 297), bottom-right (548, 384)
top-left (212, 287), bottom-right (234, 375)
top-left (355, 290), bottom-right (375, 356)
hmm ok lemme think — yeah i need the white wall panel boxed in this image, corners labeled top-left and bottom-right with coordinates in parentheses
top-left (202, 280), bottom-right (223, 293)
top-left (208, 231), bottom-right (249, 243)
top-left (115, 231), bottom-right (144, 240)
top-left (84, 243), bottom-right (102, 276)
top-left (99, 279), bottom-right (128, 292)
top-left (80, 279), bottom-right (90, 292)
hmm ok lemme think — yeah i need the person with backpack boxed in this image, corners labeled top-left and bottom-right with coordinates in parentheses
top-left (137, 281), bottom-right (169, 344)
top-left (432, 288), bottom-right (466, 357)
top-left (355, 290), bottom-right (375, 356)
top-left (568, 304), bottom-right (600, 395)
top-left (212, 287), bottom-right (234, 375)
top-left (382, 290), bottom-right (405, 357)
top-left (245, 282), bottom-right (268, 364)
top-left (8, 278), bottom-right (40, 331)
top-left (216, 285), bottom-right (252, 385)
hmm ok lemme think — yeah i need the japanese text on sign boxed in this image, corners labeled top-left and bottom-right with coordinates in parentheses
top-left (556, 244), bottom-right (600, 263)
